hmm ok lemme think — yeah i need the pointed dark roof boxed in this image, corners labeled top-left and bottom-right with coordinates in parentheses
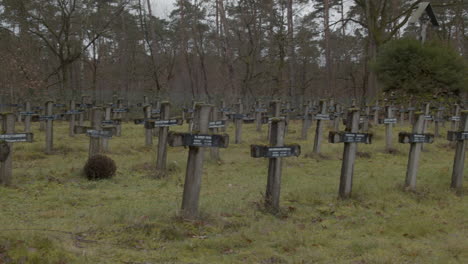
top-left (409, 2), bottom-right (439, 27)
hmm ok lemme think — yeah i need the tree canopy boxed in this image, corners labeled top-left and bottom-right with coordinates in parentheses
top-left (373, 38), bottom-right (468, 99)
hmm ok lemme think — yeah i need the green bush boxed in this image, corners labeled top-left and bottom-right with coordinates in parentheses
top-left (373, 38), bottom-right (467, 98)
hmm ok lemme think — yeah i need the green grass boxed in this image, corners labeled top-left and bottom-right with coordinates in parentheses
top-left (0, 119), bottom-right (467, 263)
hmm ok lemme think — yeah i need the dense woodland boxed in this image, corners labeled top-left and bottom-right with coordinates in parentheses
top-left (0, 0), bottom-right (467, 105)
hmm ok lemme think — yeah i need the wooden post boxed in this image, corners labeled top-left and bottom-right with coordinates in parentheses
top-left (333, 104), bottom-right (342, 132)
top-left (24, 102), bottom-right (31, 133)
top-left (78, 107), bottom-right (85, 126)
top-left (338, 109), bottom-right (360, 198)
top-left (404, 113), bottom-right (425, 190)
top-left (79, 97), bottom-right (86, 126)
top-left (209, 106), bottom-right (221, 162)
top-left (81, 95), bottom-right (91, 121)
top-left (45, 101), bottom-right (54, 154)
top-left (234, 99), bottom-right (243, 144)
top-left (450, 110), bottom-right (468, 192)
top-left (399, 106), bottom-right (406, 126)
top-left (385, 106), bottom-right (395, 151)
top-left (268, 101), bottom-right (281, 141)
top-left (188, 100), bottom-right (196, 132)
top-left (102, 106), bottom-right (112, 152)
top-left (328, 98), bottom-right (335, 129)
top-left (255, 100), bottom-right (263, 132)
top-left (153, 100), bottom-right (161, 137)
top-left (434, 107), bottom-right (443, 137)
top-left (181, 104), bottom-right (211, 219)
top-left (362, 105), bottom-right (370, 132)
top-left (265, 119), bottom-right (285, 212)
top-left (15, 104), bottom-right (21, 123)
top-left (422, 103), bottom-right (431, 150)
top-left (114, 99), bottom-right (123, 136)
top-left (89, 108), bottom-right (103, 158)
top-left (313, 100), bottom-right (327, 154)
top-left (220, 100), bottom-right (228, 132)
top-left (156, 102), bottom-right (171, 175)
top-left (284, 101), bottom-right (291, 133)
top-left (301, 103), bottom-right (310, 140)
top-left (373, 101), bottom-right (379, 125)
top-left (144, 105), bottom-right (153, 146)
top-left (39, 106), bottom-right (45, 131)
top-left (69, 100), bottom-right (76, 137)
top-left (408, 103), bottom-right (415, 125)
top-left (307, 100), bottom-right (315, 130)
top-left (451, 104), bottom-right (461, 131)
top-left (0, 114), bottom-right (14, 186)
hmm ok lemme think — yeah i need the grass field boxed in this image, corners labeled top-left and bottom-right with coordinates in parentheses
top-left (0, 118), bottom-right (467, 263)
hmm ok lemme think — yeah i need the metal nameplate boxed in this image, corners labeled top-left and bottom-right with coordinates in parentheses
top-left (20, 112), bottom-right (36, 116)
top-left (314, 114), bottom-right (331, 121)
top-left (250, 145), bottom-right (301, 158)
top-left (447, 131), bottom-right (468, 141)
top-left (86, 130), bottom-right (113, 138)
top-left (112, 108), bottom-right (129, 113)
top-left (398, 132), bottom-right (434, 143)
top-left (66, 110), bottom-right (84, 115)
top-left (0, 133), bottom-right (33, 143)
top-left (183, 134), bottom-right (226, 147)
top-left (39, 115), bottom-right (62, 121)
top-left (209, 120), bottom-right (226, 128)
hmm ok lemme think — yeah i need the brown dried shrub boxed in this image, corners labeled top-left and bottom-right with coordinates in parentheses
top-left (83, 154), bottom-right (116, 180)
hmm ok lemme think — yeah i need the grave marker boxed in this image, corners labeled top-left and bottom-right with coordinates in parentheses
top-left (408, 103), bottom-right (415, 125)
top-left (251, 118), bottom-right (300, 212)
top-left (312, 100), bottom-right (327, 154)
top-left (399, 106), bottom-right (406, 126)
top-left (168, 104), bottom-right (229, 219)
top-left (155, 102), bottom-right (173, 177)
top-left (144, 105), bottom-right (153, 146)
top-left (209, 106), bottom-right (221, 162)
top-left (447, 110), bottom-right (468, 192)
top-left (300, 102), bottom-right (310, 140)
top-left (283, 101), bottom-right (291, 133)
top-left (68, 100), bottom-right (76, 137)
top-left (234, 99), bottom-right (243, 144)
top-left (0, 113), bottom-right (34, 186)
top-left (22, 102), bottom-right (33, 133)
top-left (329, 108), bottom-right (372, 198)
top-left (44, 101), bottom-right (54, 154)
top-left (450, 104), bottom-right (461, 131)
top-left (383, 106), bottom-right (395, 151)
top-left (220, 100), bottom-right (229, 132)
top-left (113, 99), bottom-right (124, 136)
top-left (422, 103), bottom-right (431, 150)
top-left (255, 100), bottom-right (266, 132)
top-left (399, 112), bottom-right (434, 190)
top-left (362, 105), bottom-right (370, 132)
top-left (434, 106), bottom-right (443, 137)
top-left (74, 108), bottom-right (116, 158)
top-left (267, 101), bottom-right (281, 141)
top-left (102, 106), bottom-right (113, 152)
top-left (372, 102), bottom-right (380, 125)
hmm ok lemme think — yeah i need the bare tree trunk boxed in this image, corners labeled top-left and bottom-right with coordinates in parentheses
top-left (324, 0), bottom-right (333, 97)
top-left (218, 0), bottom-right (237, 99)
top-left (365, 0), bottom-right (378, 100)
top-left (287, 0), bottom-right (296, 100)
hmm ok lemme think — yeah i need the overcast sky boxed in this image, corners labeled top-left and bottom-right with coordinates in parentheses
top-left (152, 0), bottom-right (176, 18)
